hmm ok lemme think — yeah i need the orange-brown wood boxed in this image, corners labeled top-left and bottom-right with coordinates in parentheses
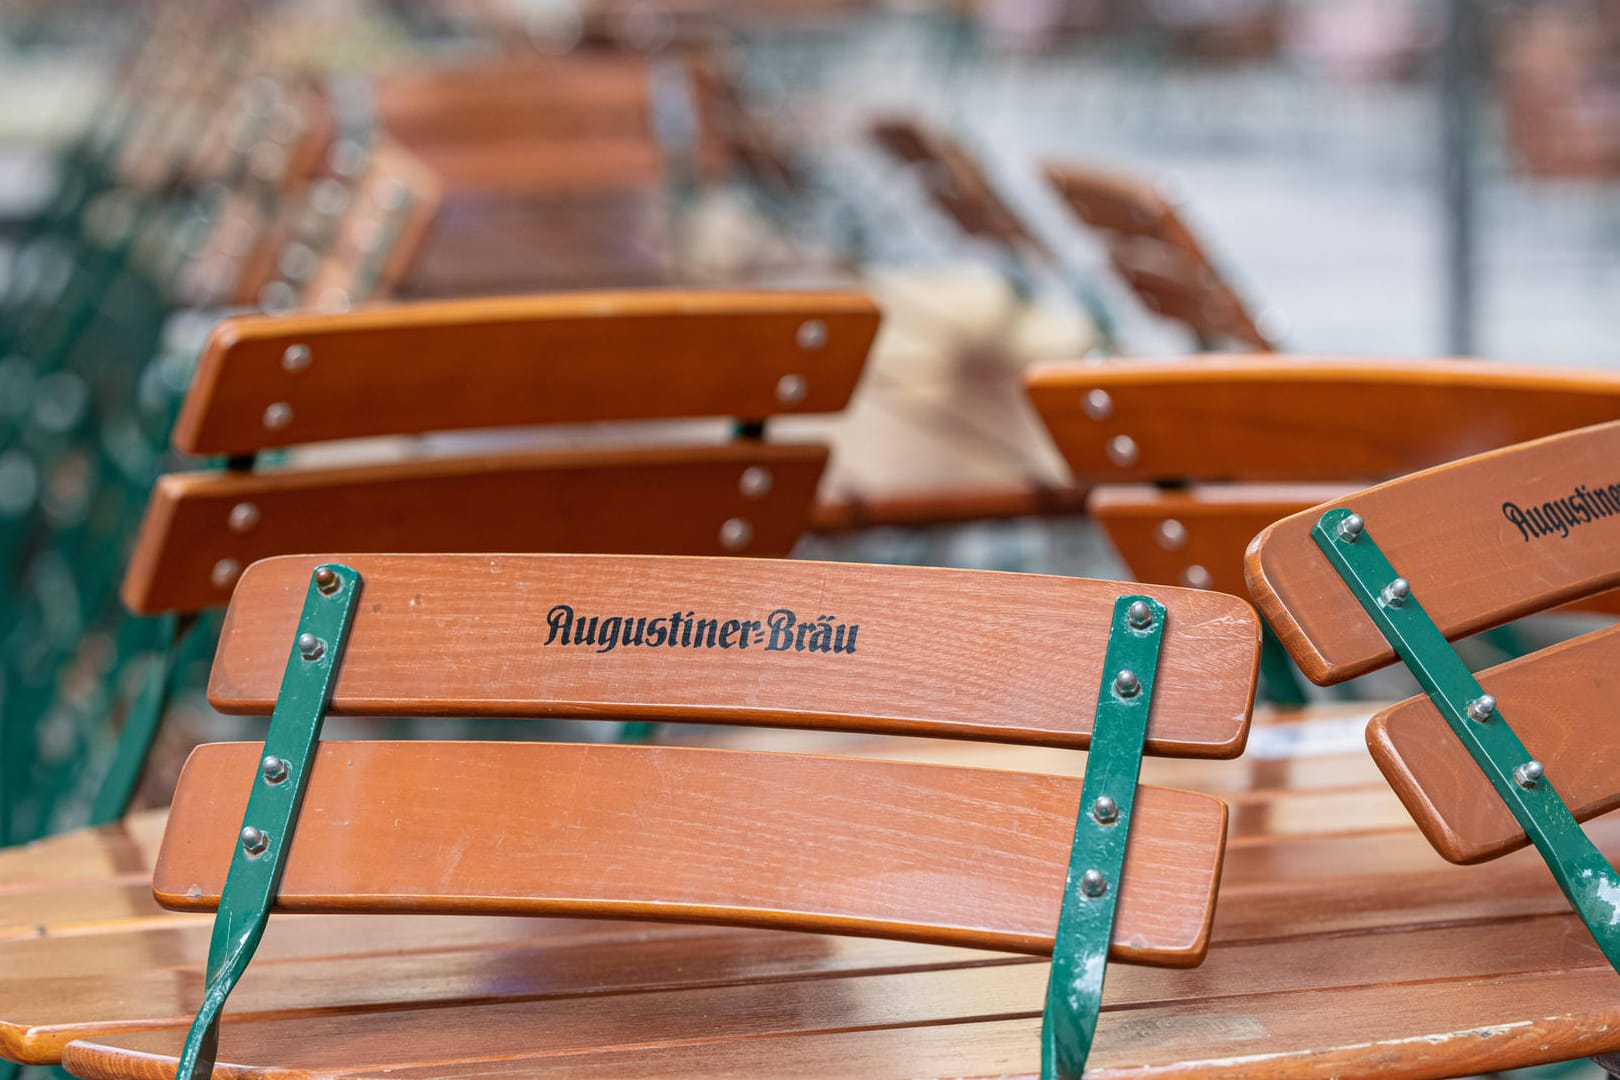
top-left (1368, 622), bottom-right (1620, 864)
top-left (1246, 419), bottom-right (1620, 683)
top-left (155, 741), bottom-right (1226, 965)
top-left (173, 291), bottom-right (880, 455)
top-left (209, 554), bottom-right (1259, 755)
top-left (1110, 243), bottom-right (1270, 351)
top-left (120, 443), bottom-right (826, 615)
top-left (869, 118), bottom-right (1044, 253)
top-left (1030, 357), bottom-right (1620, 485)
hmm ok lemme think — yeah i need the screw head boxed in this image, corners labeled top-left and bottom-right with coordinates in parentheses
top-left (1092, 795), bottom-right (1119, 824)
top-left (1106, 434), bottom-right (1139, 468)
top-left (228, 501), bottom-right (259, 533)
top-left (314, 566), bottom-right (339, 594)
top-left (1082, 389), bottom-right (1113, 421)
top-left (1127, 601), bottom-right (1154, 630)
top-left (1515, 760), bottom-right (1545, 788)
top-left (796, 319), bottom-right (827, 350)
top-left (1467, 694), bottom-right (1497, 722)
top-left (1155, 519), bottom-right (1187, 551)
top-left (261, 755), bottom-right (289, 784)
top-left (1182, 564), bottom-right (1213, 589)
top-left (281, 343), bottom-right (312, 373)
top-left (297, 632), bottom-right (325, 661)
top-left (719, 518), bottom-right (752, 551)
top-left (1080, 869), bottom-right (1107, 898)
top-left (739, 466), bottom-right (772, 499)
top-left (1114, 669), bottom-right (1141, 698)
top-left (1337, 513), bottom-right (1364, 543)
top-left (1382, 578), bottom-right (1410, 607)
top-left (262, 401), bottom-right (293, 431)
top-left (211, 558), bottom-right (241, 589)
top-left (240, 826), bottom-right (269, 855)
top-left (775, 373), bottom-right (807, 405)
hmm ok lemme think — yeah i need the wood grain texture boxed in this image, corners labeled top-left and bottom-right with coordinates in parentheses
top-left (1368, 622), bottom-right (1620, 863)
top-left (1028, 357), bottom-right (1620, 484)
top-left (119, 443), bottom-right (826, 615)
top-left (209, 554), bottom-right (1260, 756)
top-left (1246, 419), bottom-right (1620, 683)
top-left (172, 291), bottom-right (880, 455)
top-left (154, 741), bottom-right (1226, 965)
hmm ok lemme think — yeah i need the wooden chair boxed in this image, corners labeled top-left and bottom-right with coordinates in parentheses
top-left (9, 553), bottom-right (1257, 1079)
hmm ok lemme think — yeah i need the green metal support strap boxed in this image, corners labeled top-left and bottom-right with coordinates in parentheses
top-left (1042, 594), bottom-right (1167, 1080)
top-left (176, 564), bottom-right (362, 1080)
top-left (1313, 508), bottom-right (1620, 971)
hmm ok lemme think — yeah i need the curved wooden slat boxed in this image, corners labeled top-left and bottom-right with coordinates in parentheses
top-left (209, 555), bottom-right (1259, 755)
top-left (120, 443), bottom-right (827, 615)
top-left (1245, 419), bottom-right (1620, 683)
top-left (172, 291), bottom-right (880, 455)
top-left (155, 741), bottom-right (1227, 966)
top-left (1028, 357), bottom-right (1620, 484)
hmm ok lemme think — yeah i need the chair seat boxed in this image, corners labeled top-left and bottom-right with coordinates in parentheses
top-left (9, 710), bottom-right (1620, 1078)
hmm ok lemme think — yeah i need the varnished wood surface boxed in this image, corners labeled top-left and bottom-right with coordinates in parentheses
top-left (119, 443), bottom-right (827, 615)
top-left (1029, 357), bottom-right (1620, 484)
top-left (1369, 622), bottom-right (1620, 864)
top-left (173, 291), bottom-right (880, 455)
top-left (155, 741), bottom-right (1226, 964)
top-left (209, 554), bottom-right (1259, 756)
top-left (1246, 419), bottom-right (1620, 683)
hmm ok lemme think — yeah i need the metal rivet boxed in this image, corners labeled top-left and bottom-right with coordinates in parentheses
top-left (739, 466), bottom-right (772, 499)
top-left (281, 343), bottom-right (311, 373)
top-left (1114, 670), bottom-right (1140, 698)
top-left (1381, 578), bottom-right (1410, 607)
top-left (1155, 519), bottom-right (1187, 551)
top-left (776, 373), bottom-right (807, 405)
top-left (298, 633), bottom-right (325, 661)
top-left (719, 518), bottom-right (752, 551)
top-left (1080, 869), bottom-right (1107, 898)
top-left (1082, 389), bottom-right (1113, 421)
top-left (263, 402), bottom-right (293, 431)
top-left (261, 755), bottom-right (288, 784)
top-left (240, 826), bottom-right (269, 855)
top-left (1467, 694), bottom-right (1496, 722)
top-left (1182, 564), bottom-right (1213, 589)
top-left (1127, 601), bottom-right (1154, 630)
top-left (228, 502), bottom-right (259, 533)
top-left (314, 566), bottom-right (339, 594)
top-left (1106, 434), bottom-right (1138, 467)
top-left (796, 320), bottom-right (827, 350)
top-left (1092, 795), bottom-right (1119, 824)
top-left (211, 558), bottom-right (241, 589)
top-left (1515, 760), bottom-right (1544, 788)
top-left (1337, 513), bottom-right (1364, 543)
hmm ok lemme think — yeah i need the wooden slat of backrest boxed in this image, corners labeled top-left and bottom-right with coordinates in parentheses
top-left (1245, 420), bottom-right (1620, 684)
top-left (1368, 624), bottom-right (1620, 864)
top-left (1042, 161), bottom-right (1207, 262)
top-left (212, 554), bottom-right (1258, 756)
top-left (868, 118), bottom-right (1040, 252)
top-left (1027, 357), bottom-right (1620, 484)
top-left (173, 291), bottom-right (880, 455)
top-left (120, 443), bottom-right (827, 616)
top-left (155, 741), bottom-right (1227, 966)
top-left (297, 141), bottom-right (443, 305)
top-left (1107, 245), bottom-right (1269, 350)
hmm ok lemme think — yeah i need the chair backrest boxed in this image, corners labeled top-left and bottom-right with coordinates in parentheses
top-left (121, 290), bottom-right (880, 614)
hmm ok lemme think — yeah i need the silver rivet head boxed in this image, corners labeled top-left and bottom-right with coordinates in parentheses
top-left (1155, 519), bottom-right (1187, 551)
top-left (240, 826), bottom-right (269, 855)
top-left (297, 633), bottom-right (325, 661)
top-left (1515, 760), bottom-right (1544, 788)
top-left (719, 517), bottom-right (752, 551)
top-left (1467, 694), bottom-right (1497, 722)
top-left (1337, 513), bottom-right (1364, 543)
top-left (314, 566), bottom-right (339, 594)
top-left (1182, 564), bottom-right (1213, 589)
top-left (739, 466), bottom-right (773, 499)
top-left (1082, 389), bottom-right (1113, 421)
top-left (263, 402), bottom-right (293, 431)
top-left (228, 502), bottom-right (259, 533)
top-left (1127, 601), bottom-right (1153, 630)
top-left (796, 319), bottom-right (827, 350)
top-left (281, 343), bottom-right (311, 373)
top-left (1114, 669), bottom-right (1140, 698)
top-left (261, 755), bottom-right (288, 784)
top-left (776, 373), bottom-right (807, 405)
top-left (1382, 578), bottom-right (1410, 607)
top-left (1080, 869), bottom-right (1107, 898)
top-left (1092, 795), bottom-right (1119, 824)
top-left (1106, 434), bottom-right (1138, 467)
top-left (211, 558), bottom-right (241, 589)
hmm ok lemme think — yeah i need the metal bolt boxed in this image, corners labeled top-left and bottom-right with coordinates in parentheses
top-left (228, 502), bottom-right (259, 533)
top-left (1337, 513), bottom-right (1364, 543)
top-left (1080, 869), bottom-right (1107, 898)
top-left (1467, 694), bottom-right (1496, 722)
top-left (281, 343), bottom-right (312, 373)
top-left (739, 466), bottom-right (772, 499)
top-left (1182, 564), bottom-right (1213, 589)
top-left (1082, 389), bottom-right (1113, 421)
top-left (314, 566), bottom-right (339, 594)
top-left (1092, 795), bottom-right (1119, 824)
top-left (719, 518), bottom-right (752, 551)
top-left (1127, 601), bottom-right (1154, 630)
top-left (1106, 434), bottom-right (1139, 467)
top-left (775, 373), bottom-right (807, 405)
top-left (211, 558), bottom-right (241, 589)
top-left (796, 319), bottom-right (827, 350)
top-left (297, 633), bottom-right (325, 661)
top-left (1381, 578), bottom-right (1410, 607)
top-left (263, 402), bottom-right (293, 431)
top-left (261, 755), bottom-right (289, 784)
top-left (240, 826), bottom-right (269, 855)
top-left (1155, 519), bottom-right (1187, 551)
top-left (1114, 670), bottom-right (1140, 698)
top-left (1515, 760), bottom-right (1544, 788)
